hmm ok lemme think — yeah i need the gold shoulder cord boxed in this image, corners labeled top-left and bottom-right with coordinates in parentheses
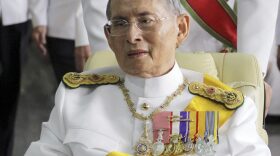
top-left (62, 72), bottom-right (120, 88)
top-left (188, 81), bottom-right (244, 109)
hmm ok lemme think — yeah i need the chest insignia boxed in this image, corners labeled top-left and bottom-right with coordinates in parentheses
top-left (188, 82), bottom-right (244, 110)
top-left (151, 111), bottom-right (219, 156)
top-left (62, 72), bottom-right (121, 89)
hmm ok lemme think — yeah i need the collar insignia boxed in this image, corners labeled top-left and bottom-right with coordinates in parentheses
top-left (62, 72), bottom-right (120, 89)
top-left (188, 82), bottom-right (244, 110)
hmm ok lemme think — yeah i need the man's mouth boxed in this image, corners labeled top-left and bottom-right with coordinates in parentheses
top-left (127, 50), bottom-right (149, 57)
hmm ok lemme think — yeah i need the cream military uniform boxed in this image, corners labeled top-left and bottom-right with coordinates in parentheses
top-left (25, 63), bottom-right (270, 156)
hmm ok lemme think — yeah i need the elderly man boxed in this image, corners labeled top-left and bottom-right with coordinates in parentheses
top-left (25, 0), bottom-right (270, 155)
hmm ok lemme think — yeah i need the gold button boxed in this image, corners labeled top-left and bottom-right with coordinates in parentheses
top-left (141, 103), bottom-right (150, 110)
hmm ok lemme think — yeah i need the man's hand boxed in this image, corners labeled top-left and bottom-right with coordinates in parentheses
top-left (277, 46), bottom-right (280, 70)
top-left (32, 26), bottom-right (48, 55)
top-left (75, 45), bottom-right (92, 72)
top-left (264, 81), bottom-right (272, 117)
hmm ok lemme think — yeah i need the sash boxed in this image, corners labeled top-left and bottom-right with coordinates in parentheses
top-left (180, 0), bottom-right (237, 49)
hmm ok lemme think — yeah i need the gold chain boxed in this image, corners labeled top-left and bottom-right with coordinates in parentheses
top-left (118, 79), bottom-right (189, 121)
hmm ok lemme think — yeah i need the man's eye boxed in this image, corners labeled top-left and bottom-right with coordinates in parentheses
top-left (139, 18), bottom-right (154, 25)
top-left (112, 21), bottom-right (127, 27)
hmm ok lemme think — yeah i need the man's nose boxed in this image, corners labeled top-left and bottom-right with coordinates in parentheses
top-left (126, 22), bottom-right (143, 44)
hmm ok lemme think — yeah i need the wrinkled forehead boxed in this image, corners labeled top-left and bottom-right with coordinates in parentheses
top-left (110, 0), bottom-right (168, 19)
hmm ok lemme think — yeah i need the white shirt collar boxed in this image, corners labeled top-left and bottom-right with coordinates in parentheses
top-left (124, 62), bottom-right (184, 98)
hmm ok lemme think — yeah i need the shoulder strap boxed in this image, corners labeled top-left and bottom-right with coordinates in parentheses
top-left (62, 72), bottom-right (121, 89)
top-left (186, 74), bottom-right (244, 126)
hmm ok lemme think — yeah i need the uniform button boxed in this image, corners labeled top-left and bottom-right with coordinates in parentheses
top-left (141, 103), bottom-right (150, 111)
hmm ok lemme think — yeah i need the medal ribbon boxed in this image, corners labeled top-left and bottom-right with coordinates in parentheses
top-left (171, 111), bottom-right (180, 136)
top-left (152, 111), bottom-right (172, 144)
top-left (180, 111), bottom-right (187, 139)
top-left (153, 111), bottom-right (219, 144)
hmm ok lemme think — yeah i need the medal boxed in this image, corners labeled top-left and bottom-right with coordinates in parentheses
top-left (135, 121), bottom-right (152, 156)
top-left (152, 129), bottom-right (165, 156)
top-left (184, 138), bottom-right (194, 152)
top-left (152, 111), bottom-right (172, 144)
top-left (205, 135), bottom-right (216, 156)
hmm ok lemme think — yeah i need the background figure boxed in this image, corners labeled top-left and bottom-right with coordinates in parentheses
top-left (180, 0), bottom-right (279, 77)
top-left (81, 0), bottom-right (110, 53)
top-left (30, 0), bottom-right (90, 83)
top-left (237, 0), bottom-right (278, 76)
top-left (0, 0), bottom-right (31, 155)
top-left (266, 3), bottom-right (280, 120)
top-left (266, 42), bottom-right (280, 119)
top-left (180, 0), bottom-right (277, 115)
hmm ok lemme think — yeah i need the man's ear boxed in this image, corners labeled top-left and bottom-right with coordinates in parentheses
top-left (176, 14), bottom-right (189, 46)
top-left (104, 26), bottom-right (110, 39)
top-left (104, 26), bottom-right (112, 46)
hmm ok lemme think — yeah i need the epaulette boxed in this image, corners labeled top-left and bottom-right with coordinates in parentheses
top-left (188, 81), bottom-right (244, 110)
top-left (62, 72), bottom-right (121, 89)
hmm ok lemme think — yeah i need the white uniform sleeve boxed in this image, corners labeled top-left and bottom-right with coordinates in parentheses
top-left (28, 0), bottom-right (48, 27)
top-left (217, 97), bottom-right (271, 156)
top-left (275, 3), bottom-right (280, 45)
top-left (75, 1), bottom-right (89, 47)
top-left (25, 83), bottom-right (71, 156)
top-left (81, 0), bottom-right (110, 52)
top-left (237, 0), bottom-right (279, 75)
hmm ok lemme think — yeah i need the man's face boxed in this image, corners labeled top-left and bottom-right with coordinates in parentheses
top-left (105, 0), bottom-right (183, 78)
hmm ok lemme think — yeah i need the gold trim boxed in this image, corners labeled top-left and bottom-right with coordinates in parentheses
top-left (62, 72), bottom-right (120, 88)
top-left (188, 81), bottom-right (244, 110)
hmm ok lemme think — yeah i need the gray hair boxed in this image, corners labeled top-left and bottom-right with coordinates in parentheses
top-left (106, 0), bottom-right (186, 19)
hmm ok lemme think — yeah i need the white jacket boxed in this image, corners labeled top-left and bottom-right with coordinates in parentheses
top-left (237, 0), bottom-right (279, 75)
top-left (0, 0), bottom-right (29, 25)
top-left (275, 3), bottom-right (280, 45)
top-left (81, 0), bottom-right (110, 52)
top-left (29, 0), bottom-right (89, 47)
top-left (25, 64), bottom-right (270, 156)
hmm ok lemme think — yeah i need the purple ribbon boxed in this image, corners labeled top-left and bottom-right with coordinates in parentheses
top-left (180, 111), bottom-right (190, 143)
